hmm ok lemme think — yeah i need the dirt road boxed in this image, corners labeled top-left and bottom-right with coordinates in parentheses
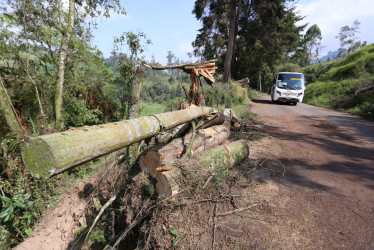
top-left (245, 95), bottom-right (374, 248)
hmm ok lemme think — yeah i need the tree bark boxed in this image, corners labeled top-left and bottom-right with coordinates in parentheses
top-left (223, 0), bottom-right (237, 84)
top-left (196, 113), bottom-right (225, 130)
top-left (21, 107), bottom-right (212, 178)
top-left (139, 122), bottom-right (230, 177)
top-left (155, 140), bottom-right (250, 197)
top-left (26, 69), bottom-right (44, 117)
top-left (0, 77), bottom-right (23, 135)
top-left (55, 0), bottom-right (75, 130)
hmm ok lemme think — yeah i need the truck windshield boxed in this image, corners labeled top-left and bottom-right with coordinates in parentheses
top-left (277, 74), bottom-right (304, 90)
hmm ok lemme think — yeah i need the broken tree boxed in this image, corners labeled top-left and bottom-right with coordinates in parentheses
top-left (21, 107), bottom-right (213, 178)
top-left (145, 60), bottom-right (216, 106)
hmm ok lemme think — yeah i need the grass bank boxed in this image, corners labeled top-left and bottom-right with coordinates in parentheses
top-left (303, 44), bottom-right (374, 119)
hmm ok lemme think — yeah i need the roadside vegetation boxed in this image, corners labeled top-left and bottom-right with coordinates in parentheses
top-left (303, 44), bottom-right (374, 119)
top-left (1, 0), bottom-right (373, 248)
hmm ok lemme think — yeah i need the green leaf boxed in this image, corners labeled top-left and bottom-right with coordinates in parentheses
top-left (0, 207), bottom-right (10, 218)
top-left (169, 228), bottom-right (182, 246)
top-left (4, 213), bottom-right (11, 222)
top-left (14, 201), bottom-right (27, 209)
top-left (25, 228), bottom-right (32, 236)
top-left (1, 196), bottom-right (12, 204)
top-left (169, 228), bottom-right (178, 236)
top-left (0, 13), bottom-right (17, 24)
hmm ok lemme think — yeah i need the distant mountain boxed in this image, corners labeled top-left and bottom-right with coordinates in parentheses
top-left (311, 50), bottom-right (340, 64)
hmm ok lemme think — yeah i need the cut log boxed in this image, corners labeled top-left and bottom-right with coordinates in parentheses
top-left (155, 140), bottom-right (250, 197)
top-left (223, 108), bottom-right (241, 128)
top-left (139, 122), bottom-right (231, 178)
top-left (21, 107), bottom-right (213, 178)
top-left (237, 77), bottom-right (250, 86)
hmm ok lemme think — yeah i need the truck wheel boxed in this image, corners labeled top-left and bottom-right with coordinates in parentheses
top-left (293, 102), bottom-right (297, 106)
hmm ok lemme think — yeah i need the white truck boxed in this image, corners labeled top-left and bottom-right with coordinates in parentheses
top-left (271, 72), bottom-right (305, 106)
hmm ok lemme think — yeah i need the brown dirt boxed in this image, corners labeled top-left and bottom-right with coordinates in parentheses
top-left (15, 160), bottom-right (126, 250)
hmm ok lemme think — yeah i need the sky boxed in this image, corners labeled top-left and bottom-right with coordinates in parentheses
top-left (91, 0), bottom-right (374, 64)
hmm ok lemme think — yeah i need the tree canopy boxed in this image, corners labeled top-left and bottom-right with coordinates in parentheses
top-left (193, 0), bottom-right (307, 90)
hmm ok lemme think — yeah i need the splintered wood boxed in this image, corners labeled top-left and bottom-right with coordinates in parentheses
top-left (145, 60), bottom-right (216, 106)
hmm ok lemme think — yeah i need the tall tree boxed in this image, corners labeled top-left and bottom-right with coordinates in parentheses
top-left (55, 0), bottom-right (75, 130)
top-left (1, 0), bottom-right (125, 132)
top-left (336, 19), bottom-right (360, 58)
top-left (223, 0), bottom-right (237, 83)
top-left (193, 0), bottom-right (305, 89)
top-left (302, 24), bottom-right (322, 65)
top-left (113, 32), bottom-right (151, 119)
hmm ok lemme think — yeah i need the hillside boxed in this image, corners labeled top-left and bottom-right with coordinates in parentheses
top-left (303, 43), bottom-right (374, 119)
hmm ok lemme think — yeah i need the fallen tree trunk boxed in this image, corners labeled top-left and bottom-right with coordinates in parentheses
top-left (139, 122), bottom-right (231, 177)
top-left (196, 113), bottom-right (225, 130)
top-left (155, 140), bottom-right (250, 197)
top-left (355, 84), bottom-right (374, 95)
top-left (21, 107), bottom-right (213, 178)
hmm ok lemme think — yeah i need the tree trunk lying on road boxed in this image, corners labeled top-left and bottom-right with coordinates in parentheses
top-left (139, 121), bottom-right (231, 178)
top-left (21, 107), bottom-right (213, 178)
top-left (155, 140), bottom-right (250, 197)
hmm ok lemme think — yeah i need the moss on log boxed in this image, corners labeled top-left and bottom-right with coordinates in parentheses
top-left (155, 140), bottom-right (250, 197)
top-left (21, 107), bottom-right (212, 178)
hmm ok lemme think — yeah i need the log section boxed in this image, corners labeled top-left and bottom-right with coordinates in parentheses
top-left (139, 122), bottom-right (231, 178)
top-left (21, 107), bottom-right (213, 178)
top-left (155, 140), bottom-right (250, 197)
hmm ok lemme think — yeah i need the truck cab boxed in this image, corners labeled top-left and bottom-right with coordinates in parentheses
top-left (271, 72), bottom-right (305, 106)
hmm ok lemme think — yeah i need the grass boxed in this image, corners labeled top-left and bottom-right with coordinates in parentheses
top-left (303, 43), bottom-right (374, 119)
top-left (139, 103), bottom-right (166, 116)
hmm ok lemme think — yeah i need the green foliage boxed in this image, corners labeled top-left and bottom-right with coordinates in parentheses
top-left (277, 63), bottom-right (301, 73)
top-left (139, 103), bottom-right (166, 116)
top-left (205, 82), bottom-right (248, 109)
top-left (193, 0), bottom-right (307, 91)
top-left (0, 133), bottom-right (62, 247)
top-left (0, 193), bottom-right (36, 238)
top-left (304, 44), bottom-right (374, 119)
top-left (64, 99), bottom-right (101, 127)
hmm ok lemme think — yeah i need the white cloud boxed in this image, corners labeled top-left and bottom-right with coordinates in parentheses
top-left (295, 0), bottom-right (374, 55)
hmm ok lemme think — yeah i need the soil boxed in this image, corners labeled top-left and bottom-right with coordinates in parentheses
top-left (15, 160), bottom-right (126, 250)
top-left (14, 96), bottom-right (374, 249)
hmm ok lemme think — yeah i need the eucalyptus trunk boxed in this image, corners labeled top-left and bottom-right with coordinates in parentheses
top-left (223, 0), bottom-right (237, 84)
top-left (0, 77), bottom-right (23, 135)
top-left (22, 107), bottom-right (213, 178)
top-left (55, 0), bottom-right (75, 130)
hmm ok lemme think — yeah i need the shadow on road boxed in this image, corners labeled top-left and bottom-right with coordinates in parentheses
top-left (236, 117), bottom-right (374, 193)
top-left (252, 98), bottom-right (295, 106)
top-left (252, 99), bottom-right (274, 105)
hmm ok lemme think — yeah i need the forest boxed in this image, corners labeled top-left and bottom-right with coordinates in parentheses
top-left (1, 0), bottom-right (373, 248)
